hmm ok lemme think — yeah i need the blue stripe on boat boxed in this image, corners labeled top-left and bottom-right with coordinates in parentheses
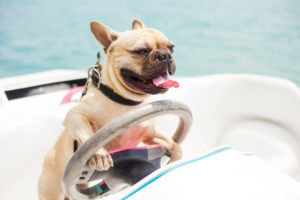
top-left (122, 146), bottom-right (232, 199)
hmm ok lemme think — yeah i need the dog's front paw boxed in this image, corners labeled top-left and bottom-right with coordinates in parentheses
top-left (152, 137), bottom-right (182, 163)
top-left (88, 148), bottom-right (113, 171)
top-left (167, 142), bottom-right (182, 162)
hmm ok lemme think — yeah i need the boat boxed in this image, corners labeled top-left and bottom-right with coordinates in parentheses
top-left (0, 70), bottom-right (299, 199)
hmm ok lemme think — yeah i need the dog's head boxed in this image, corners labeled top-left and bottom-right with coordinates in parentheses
top-left (90, 19), bottom-right (177, 96)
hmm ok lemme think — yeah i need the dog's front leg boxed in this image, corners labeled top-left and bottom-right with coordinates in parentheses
top-left (63, 104), bottom-right (113, 171)
top-left (142, 126), bottom-right (182, 162)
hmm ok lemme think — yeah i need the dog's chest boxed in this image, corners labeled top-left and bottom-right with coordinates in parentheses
top-left (84, 91), bottom-right (149, 150)
top-left (103, 125), bottom-right (147, 151)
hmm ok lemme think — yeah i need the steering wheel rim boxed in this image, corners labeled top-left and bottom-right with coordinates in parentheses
top-left (62, 100), bottom-right (193, 199)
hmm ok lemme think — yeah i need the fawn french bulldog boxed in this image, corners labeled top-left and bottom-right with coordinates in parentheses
top-left (38, 18), bottom-right (181, 200)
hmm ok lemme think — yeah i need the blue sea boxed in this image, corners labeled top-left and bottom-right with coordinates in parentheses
top-left (0, 0), bottom-right (300, 85)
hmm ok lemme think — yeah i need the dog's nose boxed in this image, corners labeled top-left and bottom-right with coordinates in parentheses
top-left (155, 50), bottom-right (172, 63)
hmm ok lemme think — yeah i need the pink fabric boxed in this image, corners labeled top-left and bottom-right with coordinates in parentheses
top-left (108, 144), bottom-right (161, 155)
top-left (60, 86), bottom-right (84, 104)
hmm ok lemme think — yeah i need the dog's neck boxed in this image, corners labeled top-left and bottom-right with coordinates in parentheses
top-left (90, 73), bottom-right (142, 106)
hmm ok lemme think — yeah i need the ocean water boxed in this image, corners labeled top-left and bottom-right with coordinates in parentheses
top-left (0, 0), bottom-right (300, 85)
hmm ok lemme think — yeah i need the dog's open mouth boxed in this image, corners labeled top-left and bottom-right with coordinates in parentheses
top-left (121, 69), bottom-right (179, 94)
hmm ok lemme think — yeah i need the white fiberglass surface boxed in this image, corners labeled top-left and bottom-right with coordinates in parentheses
top-left (0, 73), bottom-right (300, 199)
top-left (151, 74), bottom-right (300, 180)
top-left (125, 148), bottom-right (300, 200)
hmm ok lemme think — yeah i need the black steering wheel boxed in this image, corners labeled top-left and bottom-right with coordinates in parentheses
top-left (62, 100), bottom-right (193, 199)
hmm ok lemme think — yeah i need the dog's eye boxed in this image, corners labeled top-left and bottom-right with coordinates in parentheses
top-left (135, 49), bottom-right (149, 55)
top-left (168, 45), bottom-right (174, 53)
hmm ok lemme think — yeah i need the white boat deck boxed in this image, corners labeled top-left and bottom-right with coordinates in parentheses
top-left (0, 71), bottom-right (299, 199)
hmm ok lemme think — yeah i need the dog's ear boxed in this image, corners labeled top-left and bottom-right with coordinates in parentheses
top-left (132, 18), bottom-right (145, 30)
top-left (90, 20), bottom-right (119, 53)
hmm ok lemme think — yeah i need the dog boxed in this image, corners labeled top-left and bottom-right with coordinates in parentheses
top-left (38, 18), bottom-right (182, 200)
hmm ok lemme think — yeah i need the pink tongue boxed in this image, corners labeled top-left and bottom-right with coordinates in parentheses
top-left (152, 74), bottom-right (179, 88)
